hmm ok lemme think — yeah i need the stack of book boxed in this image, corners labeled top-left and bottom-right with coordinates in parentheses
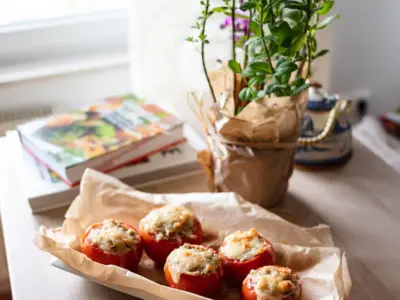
top-left (15, 94), bottom-right (205, 213)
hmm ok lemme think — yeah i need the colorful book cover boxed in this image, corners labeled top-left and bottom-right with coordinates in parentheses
top-left (18, 94), bottom-right (183, 167)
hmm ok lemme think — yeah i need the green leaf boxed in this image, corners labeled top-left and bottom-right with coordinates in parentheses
top-left (249, 62), bottom-right (273, 74)
top-left (292, 83), bottom-right (311, 95)
top-left (212, 6), bottom-right (228, 13)
top-left (283, 1), bottom-right (306, 10)
top-left (261, 9), bottom-right (270, 24)
top-left (270, 84), bottom-right (291, 96)
top-left (223, 11), bottom-right (250, 19)
top-left (291, 77), bottom-right (306, 89)
top-left (248, 75), bottom-right (265, 86)
top-left (257, 90), bottom-right (266, 99)
top-left (314, 49), bottom-right (330, 59)
top-left (276, 57), bottom-right (288, 68)
top-left (291, 20), bottom-right (306, 37)
top-left (239, 88), bottom-right (248, 101)
top-left (282, 36), bottom-right (292, 48)
top-left (309, 36), bottom-right (317, 56)
top-left (318, 0), bottom-right (334, 15)
top-left (249, 20), bottom-right (262, 37)
top-left (290, 34), bottom-right (307, 54)
top-left (236, 35), bottom-right (247, 48)
top-left (269, 21), bottom-right (292, 45)
top-left (280, 73), bottom-right (291, 84)
top-left (228, 60), bottom-right (242, 74)
top-left (242, 66), bottom-right (256, 78)
top-left (264, 83), bottom-right (276, 95)
top-left (274, 62), bottom-right (297, 76)
top-left (277, 61), bottom-right (297, 70)
top-left (285, 10), bottom-right (302, 25)
top-left (263, 35), bottom-right (277, 43)
top-left (240, 1), bottom-right (256, 11)
top-left (245, 36), bottom-right (260, 47)
top-left (239, 88), bottom-right (254, 101)
top-left (317, 15), bottom-right (339, 29)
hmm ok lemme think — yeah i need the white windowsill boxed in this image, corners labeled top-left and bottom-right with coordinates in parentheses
top-left (0, 52), bottom-right (129, 84)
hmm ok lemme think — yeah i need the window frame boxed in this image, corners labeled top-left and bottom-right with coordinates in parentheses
top-left (0, 10), bottom-right (129, 84)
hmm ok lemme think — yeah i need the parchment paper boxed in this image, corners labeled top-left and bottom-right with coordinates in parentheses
top-left (35, 169), bottom-right (351, 300)
top-left (198, 65), bottom-right (309, 208)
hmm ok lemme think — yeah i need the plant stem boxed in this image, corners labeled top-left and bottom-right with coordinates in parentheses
top-left (231, 0), bottom-right (237, 62)
top-left (201, 0), bottom-right (217, 103)
top-left (231, 0), bottom-right (237, 103)
top-left (305, 0), bottom-right (313, 79)
top-left (243, 9), bottom-right (253, 69)
top-left (306, 37), bottom-right (312, 79)
top-left (260, 6), bottom-right (275, 74)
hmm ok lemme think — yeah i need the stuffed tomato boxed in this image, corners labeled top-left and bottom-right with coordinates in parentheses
top-left (139, 205), bottom-right (202, 265)
top-left (219, 229), bottom-right (276, 287)
top-left (164, 244), bottom-right (223, 298)
top-left (81, 219), bottom-right (143, 272)
top-left (241, 266), bottom-right (301, 300)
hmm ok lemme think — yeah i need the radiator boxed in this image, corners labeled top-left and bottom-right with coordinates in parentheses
top-left (0, 106), bottom-right (52, 136)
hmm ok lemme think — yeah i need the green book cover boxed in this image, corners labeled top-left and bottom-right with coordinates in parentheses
top-left (18, 94), bottom-right (183, 167)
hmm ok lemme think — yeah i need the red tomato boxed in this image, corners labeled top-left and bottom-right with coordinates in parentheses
top-left (81, 220), bottom-right (143, 272)
top-left (139, 211), bottom-right (203, 265)
top-left (241, 266), bottom-right (301, 300)
top-left (220, 236), bottom-right (276, 287)
top-left (164, 256), bottom-right (223, 298)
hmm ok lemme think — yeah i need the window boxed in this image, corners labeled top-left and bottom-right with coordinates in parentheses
top-left (0, 0), bottom-right (129, 26)
top-left (0, 0), bottom-right (130, 84)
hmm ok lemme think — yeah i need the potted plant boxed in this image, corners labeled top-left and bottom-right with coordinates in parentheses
top-left (188, 0), bottom-right (338, 207)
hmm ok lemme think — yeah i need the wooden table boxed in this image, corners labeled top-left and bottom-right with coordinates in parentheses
top-left (0, 136), bottom-right (399, 300)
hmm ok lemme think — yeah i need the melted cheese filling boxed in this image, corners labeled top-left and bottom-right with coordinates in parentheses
top-left (140, 205), bottom-right (196, 241)
top-left (85, 219), bottom-right (140, 254)
top-left (248, 266), bottom-right (300, 300)
top-left (166, 244), bottom-right (221, 283)
top-left (220, 229), bottom-right (268, 261)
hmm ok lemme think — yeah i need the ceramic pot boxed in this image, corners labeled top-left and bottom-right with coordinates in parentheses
top-left (295, 83), bottom-right (352, 168)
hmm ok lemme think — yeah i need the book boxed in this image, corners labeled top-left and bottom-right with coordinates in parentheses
top-left (380, 111), bottom-right (400, 138)
top-left (17, 94), bottom-right (185, 186)
top-left (6, 126), bottom-right (206, 214)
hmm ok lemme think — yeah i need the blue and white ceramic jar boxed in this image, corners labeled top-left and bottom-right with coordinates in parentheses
top-left (294, 83), bottom-right (352, 168)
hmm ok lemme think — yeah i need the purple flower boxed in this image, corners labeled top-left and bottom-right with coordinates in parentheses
top-left (220, 8), bottom-right (251, 46)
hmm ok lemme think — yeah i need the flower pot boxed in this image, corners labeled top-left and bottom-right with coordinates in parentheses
top-left (197, 66), bottom-right (308, 208)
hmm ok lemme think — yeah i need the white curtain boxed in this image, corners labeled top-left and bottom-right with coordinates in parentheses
top-left (129, 1), bottom-right (234, 133)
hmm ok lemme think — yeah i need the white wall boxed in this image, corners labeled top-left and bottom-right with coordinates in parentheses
top-left (0, 65), bottom-right (131, 112)
top-left (129, 0), bottom-right (233, 134)
top-left (313, 26), bottom-right (334, 91)
top-left (330, 0), bottom-right (399, 113)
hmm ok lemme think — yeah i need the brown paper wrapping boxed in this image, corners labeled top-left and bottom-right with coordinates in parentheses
top-left (199, 66), bottom-right (308, 208)
top-left (35, 169), bottom-right (351, 300)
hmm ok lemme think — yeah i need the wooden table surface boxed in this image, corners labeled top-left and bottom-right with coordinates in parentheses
top-left (0, 136), bottom-right (399, 300)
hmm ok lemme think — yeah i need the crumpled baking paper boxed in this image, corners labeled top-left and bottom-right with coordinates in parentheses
top-left (35, 169), bottom-right (351, 300)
